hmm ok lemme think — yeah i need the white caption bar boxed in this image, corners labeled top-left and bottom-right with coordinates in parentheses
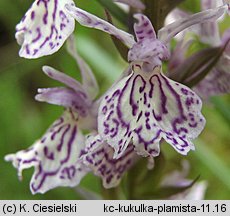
top-left (1, 200), bottom-right (230, 216)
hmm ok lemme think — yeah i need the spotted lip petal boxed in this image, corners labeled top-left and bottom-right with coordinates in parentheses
top-left (79, 134), bottom-right (137, 188)
top-left (114, 0), bottom-right (146, 10)
top-left (5, 110), bottom-right (87, 194)
top-left (65, 4), bottom-right (135, 48)
top-left (98, 66), bottom-right (205, 159)
top-left (16, 0), bottom-right (75, 59)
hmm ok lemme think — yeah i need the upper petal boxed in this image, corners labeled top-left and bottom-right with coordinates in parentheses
top-left (168, 39), bottom-right (193, 72)
top-left (158, 4), bottom-right (228, 44)
top-left (35, 87), bottom-right (90, 116)
top-left (219, 28), bottom-right (230, 73)
top-left (79, 134), bottom-right (137, 188)
top-left (42, 66), bottom-right (87, 96)
top-left (98, 66), bottom-right (205, 158)
top-left (200, 0), bottom-right (222, 46)
top-left (16, 0), bottom-right (75, 58)
top-left (5, 110), bottom-right (88, 194)
top-left (67, 35), bottom-right (99, 100)
top-left (133, 14), bottom-right (156, 41)
top-left (65, 4), bottom-right (135, 48)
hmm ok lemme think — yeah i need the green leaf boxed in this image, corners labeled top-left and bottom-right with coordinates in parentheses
top-left (179, 0), bottom-right (201, 13)
top-left (210, 97), bottom-right (230, 125)
top-left (194, 139), bottom-right (230, 191)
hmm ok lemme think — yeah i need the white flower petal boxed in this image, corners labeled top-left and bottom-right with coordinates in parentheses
top-left (65, 4), bottom-right (135, 48)
top-left (16, 0), bottom-right (75, 58)
top-left (98, 66), bottom-right (205, 159)
top-left (5, 110), bottom-right (87, 194)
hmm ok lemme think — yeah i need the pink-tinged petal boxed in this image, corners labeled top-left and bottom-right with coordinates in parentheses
top-left (114, 0), bottom-right (146, 10)
top-left (221, 28), bottom-right (230, 54)
top-left (133, 14), bottom-right (156, 41)
top-left (165, 9), bottom-right (200, 41)
top-left (5, 110), bottom-right (88, 194)
top-left (221, 28), bottom-right (230, 49)
top-left (200, 21), bottom-right (221, 46)
top-left (200, 0), bottom-right (222, 46)
top-left (168, 39), bottom-right (193, 72)
top-left (169, 181), bottom-right (208, 200)
top-left (219, 28), bottom-right (230, 73)
top-left (66, 35), bottom-right (99, 100)
top-left (194, 68), bottom-right (230, 98)
top-left (128, 14), bottom-right (169, 72)
top-left (128, 38), bottom-right (170, 72)
top-left (80, 134), bottom-right (137, 188)
top-left (224, 0), bottom-right (230, 15)
top-left (98, 66), bottom-right (205, 159)
top-left (201, 0), bottom-right (219, 10)
top-left (65, 4), bottom-right (135, 47)
top-left (42, 66), bottom-right (87, 96)
top-left (35, 87), bottom-right (90, 116)
top-left (16, 0), bottom-right (75, 59)
top-left (161, 161), bottom-right (208, 200)
top-left (158, 4), bottom-right (228, 44)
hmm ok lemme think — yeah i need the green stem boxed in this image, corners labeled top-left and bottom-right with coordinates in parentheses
top-left (144, 0), bottom-right (185, 32)
top-left (144, 0), bottom-right (163, 32)
top-left (101, 185), bottom-right (125, 200)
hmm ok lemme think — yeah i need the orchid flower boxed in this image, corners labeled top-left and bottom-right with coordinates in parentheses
top-left (4, 37), bottom-right (99, 194)
top-left (168, 0), bottom-right (230, 98)
top-left (65, 3), bottom-right (229, 159)
top-left (5, 37), bottom-right (138, 193)
top-left (16, 0), bottom-right (75, 59)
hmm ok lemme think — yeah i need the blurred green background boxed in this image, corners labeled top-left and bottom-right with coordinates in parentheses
top-left (0, 0), bottom-right (229, 199)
